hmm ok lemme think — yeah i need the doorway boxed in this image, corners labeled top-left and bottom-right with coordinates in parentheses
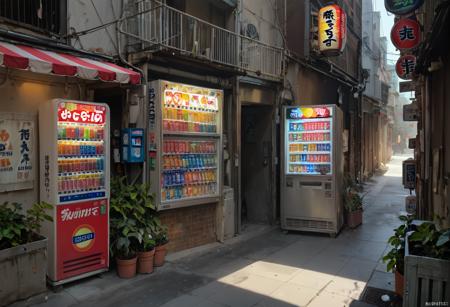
top-left (241, 105), bottom-right (274, 225)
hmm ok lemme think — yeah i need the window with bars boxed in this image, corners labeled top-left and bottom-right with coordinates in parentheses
top-left (0, 0), bottom-right (66, 37)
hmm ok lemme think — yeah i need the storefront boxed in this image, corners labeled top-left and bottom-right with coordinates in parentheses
top-left (0, 42), bottom-right (140, 207)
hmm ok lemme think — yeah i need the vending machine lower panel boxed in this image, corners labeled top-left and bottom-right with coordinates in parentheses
top-left (55, 199), bottom-right (109, 282)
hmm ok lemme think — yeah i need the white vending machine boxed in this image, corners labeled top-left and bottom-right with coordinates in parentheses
top-left (281, 105), bottom-right (344, 236)
top-left (39, 99), bottom-right (110, 285)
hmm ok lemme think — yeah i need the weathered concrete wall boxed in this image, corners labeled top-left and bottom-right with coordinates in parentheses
top-left (68, 0), bottom-right (123, 56)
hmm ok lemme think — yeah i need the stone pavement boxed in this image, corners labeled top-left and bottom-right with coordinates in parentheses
top-left (13, 156), bottom-right (409, 307)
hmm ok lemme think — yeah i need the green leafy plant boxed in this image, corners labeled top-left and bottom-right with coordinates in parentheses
top-left (153, 217), bottom-right (169, 246)
top-left (110, 177), bottom-right (158, 258)
top-left (383, 215), bottom-right (412, 274)
top-left (0, 202), bottom-right (53, 250)
top-left (409, 222), bottom-right (450, 260)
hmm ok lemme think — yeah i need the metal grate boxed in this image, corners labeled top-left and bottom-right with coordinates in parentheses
top-left (286, 218), bottom-right (334, 231)
top-left (360, 286), bottom-right (402, 307)
top-left (0, 0), bottom-right (65, 37)
top-left (63, 253), bottom-right (102, 274)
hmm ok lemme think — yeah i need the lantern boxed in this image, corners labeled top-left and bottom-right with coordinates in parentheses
top-left (385, 0), bottom-right (424, 15)
top-left (318, 4), bottom-right (347, 56)
top-left (391, 18), bottom-right (421, 51)
top-left (396, 55), bottom-right (417, 80)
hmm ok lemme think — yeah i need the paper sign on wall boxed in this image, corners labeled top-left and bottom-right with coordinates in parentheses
top-left (0, 113), bottom-right (34, 191)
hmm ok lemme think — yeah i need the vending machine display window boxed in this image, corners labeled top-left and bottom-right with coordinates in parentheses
top-left (285, 107), bottom-right (334, 176)
top-left (148, 81), bottom-right (223, 210)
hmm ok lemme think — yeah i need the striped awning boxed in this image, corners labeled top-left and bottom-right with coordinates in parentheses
top-left (0, 42), bottom-right (140, 84)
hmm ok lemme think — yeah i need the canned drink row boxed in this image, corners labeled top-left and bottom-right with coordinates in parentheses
top-left (289, 121), bottom-right (331, 132)
top-left (58, 125), bottom-right (104, 140)
top-left (289, 164), bottom-right (331, 174)
top-left (58, 174), bottom-right (104, 193)
top-left (161, 183), bottom-right (217, 201)
top-left (162, 170), bottom-right (216, 187)
top-left (163, 155), bottom-right (216, 170)
top-left (163, 140), bottom-right (216, 154)
top-left (58, 158), bottom-right (104, 173)
top-left (289, 143), bottom-right (332, 152)
top-left (289, 132), bottom-right (331, 142)
top-left (57, 142), bottom-right (104, 156)
top-left (289, 154), bottom-right (331, 162)
top-left (163, 119), bottom-right (217, 133)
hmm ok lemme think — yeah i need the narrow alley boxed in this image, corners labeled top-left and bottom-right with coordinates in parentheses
top-left (17, 156), bottom-right (408, 307)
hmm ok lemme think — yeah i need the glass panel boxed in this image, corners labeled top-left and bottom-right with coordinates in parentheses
top-left (285, 107), bottom-right (333, 175)
top-left (56, 103), bottom-right (106, 195)
top-left (162, 89), bottom-right (219, 133)
top-left (161, 139), bottom-right (218, 201)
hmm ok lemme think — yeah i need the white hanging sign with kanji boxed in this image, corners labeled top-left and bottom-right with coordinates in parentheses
top-left (0, 113), bottom-right (34, 191)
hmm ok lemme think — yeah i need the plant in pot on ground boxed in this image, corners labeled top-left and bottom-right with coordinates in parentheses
top-left (383, 215), bottom-right (413, 296)
top-left (153, 218), bottom-right (169, 267)
top-left (343, 176), bottom-right (365, 228)
top-left (402, 222), bottom-right (450, 305)
top-left (110, 177), bottom-right (145, 278)
top-left (0, 201), bottom-right (52, 305)
top-left (132, 182), bottom-right (158, 274)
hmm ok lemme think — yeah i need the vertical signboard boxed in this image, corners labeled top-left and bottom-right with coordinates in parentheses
top-left (403, 159), bottom-right (416, 189)
top-left (0, 113), bottom-right (34, 192)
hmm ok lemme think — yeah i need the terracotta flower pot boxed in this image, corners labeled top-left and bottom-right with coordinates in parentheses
top-left (395, 270), bottom-right (404, 296)
top-left (346, 209), bottom-right (362, 228)
top-left (116, 256), bottom-right (137, 279)
top-left (154, 243), bottom-right (168, 267)
top-left (137, 249), bottom-right (155, 274)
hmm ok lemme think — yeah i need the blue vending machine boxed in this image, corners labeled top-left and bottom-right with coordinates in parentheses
top-left (122, 128), bottom-right (145, 163)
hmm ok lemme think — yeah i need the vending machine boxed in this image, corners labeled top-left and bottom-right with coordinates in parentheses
top-left (281, 105), bottom-right (344, 236)
top-left (147, 80), bottom-right (222, 211)
top-left (39, 99), bottom-right (110, 285)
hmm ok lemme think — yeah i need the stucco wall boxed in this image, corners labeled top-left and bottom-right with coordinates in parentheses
top-left (0, 69), bottom-right (85, 209)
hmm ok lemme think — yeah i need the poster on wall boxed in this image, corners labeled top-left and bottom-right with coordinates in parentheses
top-left (0, 113), bottom-right (34, 192)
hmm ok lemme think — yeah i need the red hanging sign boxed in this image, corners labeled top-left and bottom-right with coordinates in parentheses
top-left (396, 55), bottom-right (417, 80)
top-left (58, 102), bottom-right (107, 125)
top-left (391, 18), bottom-right (421, 51)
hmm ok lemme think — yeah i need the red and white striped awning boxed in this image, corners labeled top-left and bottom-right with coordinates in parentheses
top-left (0, 42), bottom-right (140, 84)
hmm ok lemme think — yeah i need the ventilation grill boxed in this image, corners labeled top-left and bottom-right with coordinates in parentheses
top-left (63, 253), bottom-right (102, 274)
top-left (286, 218), bottom-right (334, 231)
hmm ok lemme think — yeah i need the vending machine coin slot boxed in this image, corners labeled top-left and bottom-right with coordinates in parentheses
top-left (300, 182), bottom-right (323, 189)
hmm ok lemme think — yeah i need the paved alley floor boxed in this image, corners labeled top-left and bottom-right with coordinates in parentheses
top-left (15, 156), bottom-right (410, 307)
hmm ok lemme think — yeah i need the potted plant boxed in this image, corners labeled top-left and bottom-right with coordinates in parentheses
top-left (110, 177), bottom-right (143, 278)
top-left (403, 222), bottom-right (450, 306)
top-left (382, 215), bottom-right (412, 296)
top-left (153, 218), bottom-right (169, 267)
top-left (133, 182), bottom-right (157, 274)
top-left (0, 201), bottom-right (52, 305)
top-left (343, 176), bottom-right (364, 228)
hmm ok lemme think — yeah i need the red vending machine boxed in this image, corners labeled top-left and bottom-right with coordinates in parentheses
top-left (39, 99), bottom-right (110, 285)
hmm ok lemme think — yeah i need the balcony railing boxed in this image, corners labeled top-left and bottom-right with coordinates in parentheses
top-left (119, 0), bottom-right (283, 79)
top-left (0, 0), bottom-right (65, 37)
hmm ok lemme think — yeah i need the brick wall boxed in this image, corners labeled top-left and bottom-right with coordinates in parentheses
top-left (159, 203), bottom-right (217, 252)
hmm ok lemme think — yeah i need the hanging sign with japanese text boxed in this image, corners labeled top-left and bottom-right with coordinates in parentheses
top-left (0, 113), bottom-right (34, 191)
top-left (391, 18), bottom-right (421, 50)
top-left (385, 0), bottom-right (424, 16)
top-left (396, 55), bottom-right (416, 80)
top-left (318, 4), bottom-right (347, 56)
